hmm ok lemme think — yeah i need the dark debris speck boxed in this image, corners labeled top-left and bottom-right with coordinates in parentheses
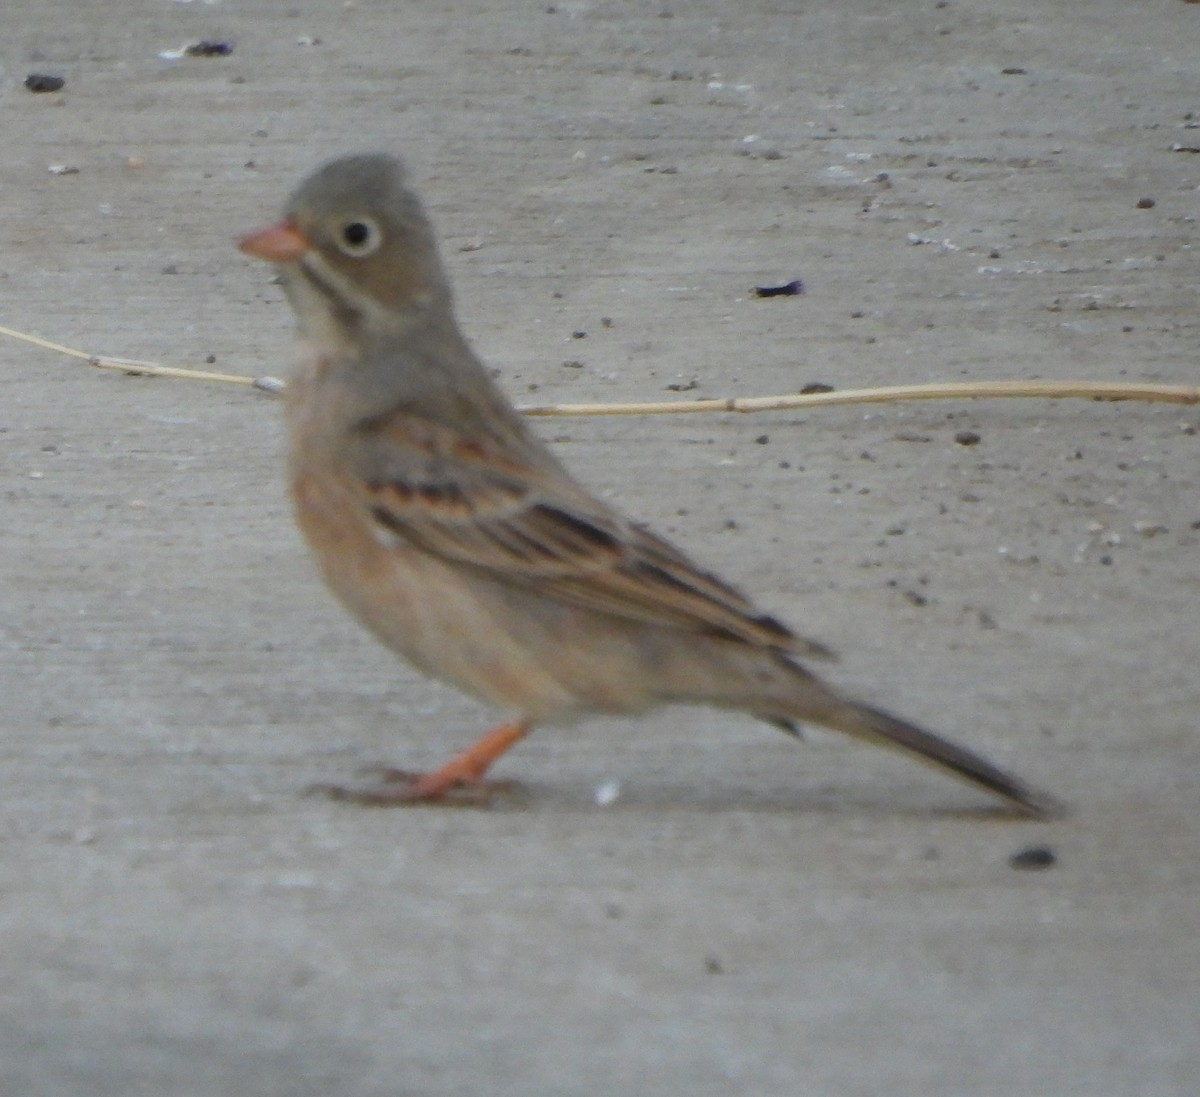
top-left (25, 73), bottom-right (65, 92)
top-left (1009, 846), bottom-right (1056, 870)
top-left (184, 40), bottom-right (233, 57)
top-left (754, 279), bottom-right (804, 298)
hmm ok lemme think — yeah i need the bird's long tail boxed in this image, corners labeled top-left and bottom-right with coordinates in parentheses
top-left (774, 686), bottom-right (1062, 817)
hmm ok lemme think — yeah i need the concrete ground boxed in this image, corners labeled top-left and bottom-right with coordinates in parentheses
top-left (1, 1), bottom-right (1197, 1094)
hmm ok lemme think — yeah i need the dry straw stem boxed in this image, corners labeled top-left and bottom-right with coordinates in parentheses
top-left (519, 378), bottom-right (1200, 416)
top-left (0, 324), bottom-right (284, 393)
top-left (3, 322), bottom-right (1197, 413)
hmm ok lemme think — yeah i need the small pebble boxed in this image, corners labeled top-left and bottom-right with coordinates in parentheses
top-left (594, 780), bottom-right (621, 807)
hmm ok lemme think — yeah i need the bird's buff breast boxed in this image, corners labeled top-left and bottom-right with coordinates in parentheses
top-left (285, 364), bottom-right (671, 723)
top-left (287, 455), bottom-right (608, 722)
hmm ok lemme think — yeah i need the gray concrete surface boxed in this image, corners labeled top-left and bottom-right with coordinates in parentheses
top-left (1, 2), bottom-right (1197, 1094)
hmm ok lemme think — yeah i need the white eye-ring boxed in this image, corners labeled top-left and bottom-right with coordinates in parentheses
top-left (335, 216), bottom-right (383, 257)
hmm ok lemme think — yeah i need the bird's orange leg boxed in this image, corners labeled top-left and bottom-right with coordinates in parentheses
top-left (405, 720), bottom-right (531, 799)
top-left (309, 720), bottom-right (532, 806)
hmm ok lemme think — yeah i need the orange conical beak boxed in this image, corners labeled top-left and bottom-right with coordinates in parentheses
top-left (238, 218), bottom-right (311, 262)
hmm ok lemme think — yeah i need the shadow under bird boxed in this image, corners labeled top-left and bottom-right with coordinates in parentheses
top-left (239, 152), bottom-right (1059, 816)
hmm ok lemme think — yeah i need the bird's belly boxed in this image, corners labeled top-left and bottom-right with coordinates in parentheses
top-left (290, 470), bottom-right (655, 723)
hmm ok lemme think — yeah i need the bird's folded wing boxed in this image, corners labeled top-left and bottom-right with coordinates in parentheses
top-left (348, 411), bottom-right (834, 658)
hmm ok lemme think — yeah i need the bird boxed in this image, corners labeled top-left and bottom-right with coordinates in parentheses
top-left (238, 152), bottom-right (1059, 815)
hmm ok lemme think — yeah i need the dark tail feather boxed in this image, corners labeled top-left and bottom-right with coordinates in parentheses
top-left (781, 692), bottom-right (1063, 817)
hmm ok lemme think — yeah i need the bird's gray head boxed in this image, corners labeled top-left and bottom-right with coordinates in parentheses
top-left (241, 153), bottom-right (453, 340)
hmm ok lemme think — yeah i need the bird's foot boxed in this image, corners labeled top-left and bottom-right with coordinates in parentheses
top-left (305, 720), bottom-right (532, 807)
top-left (306, 767), bottom-right (522, 807)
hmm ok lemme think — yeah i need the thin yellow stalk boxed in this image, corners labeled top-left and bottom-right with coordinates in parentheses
top-left (3, 322), bottom-right (1195, 413)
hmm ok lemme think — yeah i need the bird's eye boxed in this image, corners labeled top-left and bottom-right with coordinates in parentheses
top-left (336, 216), bottom-right (382, 257)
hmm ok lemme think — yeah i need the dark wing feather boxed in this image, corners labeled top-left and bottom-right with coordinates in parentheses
top-left (351, 410), bottom-right (835, 657)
